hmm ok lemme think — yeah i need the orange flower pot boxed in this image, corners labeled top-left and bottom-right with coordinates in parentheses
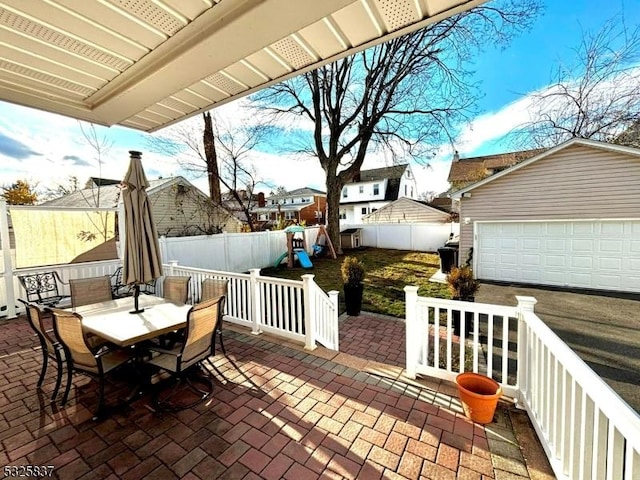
top-left (456, 372), bottom-right (502, 424)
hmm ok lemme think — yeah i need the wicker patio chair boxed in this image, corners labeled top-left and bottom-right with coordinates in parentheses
top-left (19, 299), bottom-right (66, 400)
top-left (18, 271), bottom-right (71, 308)
top-left (50, 308), bottom-right (134, 418)
top-left (200, 278), bottom-right (229, 355)
top-left (70, 276), bottom-right (113, 309)
top-left (145, 297), bottom-right (221, 411)
top-left (163, 276), bottom-right (191, 305)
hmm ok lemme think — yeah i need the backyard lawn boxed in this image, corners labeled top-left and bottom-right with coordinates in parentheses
top-left (261, 247), bottom-right (451, 317)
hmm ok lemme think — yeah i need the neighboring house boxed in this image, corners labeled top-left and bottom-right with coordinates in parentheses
top-left (447, 148), bottom-right (545, 192)
top-left (340, 164), bottom-right (417, 224)
top-left (221, 189), bottom-right (266, 226)
top-left (451, 138), bottom-right (640, 294)
top-left (43, 176), bottom-right (243, 236)
top-left (254, 187), bottom-right (326, 228)
top-left (361, 197), bottom-right (451, 224)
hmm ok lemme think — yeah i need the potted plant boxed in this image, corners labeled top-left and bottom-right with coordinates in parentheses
top-left (341, 256), bottom-right (365, 316)
top-left (446, 266), bottom-right (480, 336)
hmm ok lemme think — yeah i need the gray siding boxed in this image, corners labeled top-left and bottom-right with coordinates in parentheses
top-left (150, 182), bottom-right (242, 236)
top-left (459, 144), bottom-right (640, 261)
top-left (363, 198), bottom-right (449, 223)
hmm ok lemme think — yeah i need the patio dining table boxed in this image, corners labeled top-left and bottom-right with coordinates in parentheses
top-left (76, 295), bottom-right (192, 347)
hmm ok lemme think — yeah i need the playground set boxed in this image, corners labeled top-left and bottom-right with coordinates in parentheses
top-left (274, 225), bottom-right (336, 268)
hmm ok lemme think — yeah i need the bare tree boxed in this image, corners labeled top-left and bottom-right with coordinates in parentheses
top-left (148, 111), bottom-right (270, 231)
top-left (254, 1), bottom-right (540, 250)
top-left (518, 15), bottom-right (640, 147)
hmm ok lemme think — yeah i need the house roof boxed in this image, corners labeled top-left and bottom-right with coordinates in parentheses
top-left (447, 149), bottom-right (546, 184)
top-left (0, 1), bottom-right (484, 132)
top-left (41, 177), bottom-right (181, 208)
top-left (353, 164), bottom-right (408, 183)
top-left (450, 138), bottom-right (640, 198)
top-left (428, 197), bottom-right (455, 212)
top-left (267, 187), bottom-right (326, 200)
top-left (361, 197), bottom-right (450, 220)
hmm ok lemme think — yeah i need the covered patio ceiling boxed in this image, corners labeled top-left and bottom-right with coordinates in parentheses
top-left (0, 0), bottom-right (486, 133)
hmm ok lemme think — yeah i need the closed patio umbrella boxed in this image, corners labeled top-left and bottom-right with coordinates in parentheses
top-left (122, 151), bottom-right (163, 313)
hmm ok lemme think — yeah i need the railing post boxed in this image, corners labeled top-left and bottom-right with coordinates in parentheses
top-left (0, 200), bottom-right (16, 319)
top-left (404, 286), bottom-right (419, 379)
top-left (168, 260), bottom-right (178, 275)
top-left (328, 289), bottom-right (340, 350)
top-left (302, 274), bottom-right (316, 350)
top-left (249, 268), bottom-right (262, 335)
top-left (516, 296), bottom-right (537, 406)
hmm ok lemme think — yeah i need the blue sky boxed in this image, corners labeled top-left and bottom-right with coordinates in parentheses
top-left (0, 0), bottom-right (638, 198)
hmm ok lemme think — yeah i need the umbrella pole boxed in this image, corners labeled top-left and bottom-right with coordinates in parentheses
top-left (130, 284), bottom-right (144, 314)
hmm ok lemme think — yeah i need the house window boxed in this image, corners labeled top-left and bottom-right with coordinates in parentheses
top-left (411, 187), bottom-right (414, 197)
top-left (339, 210), bottom-right (346, 220)
top-left (404, 185), bottom-right (407, 196)
top-left (372, 208), bottom-right (377, 213)
top-left (285, 211), bottom-right (296, 220)
top-left (259, 214), bottom-right (267, 221)
top-left (373, 184), bottom-right (379, 195)
top-left (361, 207), bottom-right (368, 215)
top-left (342, 188), bottom-right (347, 198)
top-left (359, 186), bottom-right (364, 194)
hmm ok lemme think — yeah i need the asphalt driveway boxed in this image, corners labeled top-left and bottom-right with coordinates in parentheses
top-left (476, 283), bottom-right (640, 415)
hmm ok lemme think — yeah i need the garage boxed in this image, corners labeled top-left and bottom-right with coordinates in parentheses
top-left (475, 220), bottom-right (640, 293)
top-left (451, 138), bottom-right (640, 294)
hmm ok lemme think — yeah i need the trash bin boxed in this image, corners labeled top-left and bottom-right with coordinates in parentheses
top-left (438, 246), bottom-right (458, 274)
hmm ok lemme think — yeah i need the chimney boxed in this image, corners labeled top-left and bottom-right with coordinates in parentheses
top-left (257, 192), bottom-right (266, 207)
top-left (453, 150), bottom-right (460, 162)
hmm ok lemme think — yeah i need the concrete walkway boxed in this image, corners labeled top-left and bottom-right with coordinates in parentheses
top-left (0, 313), bottom-right (554, 479)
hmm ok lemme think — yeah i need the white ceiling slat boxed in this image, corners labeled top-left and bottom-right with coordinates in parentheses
top-left (245, 50), bottom-right (290, 80)
top-left (225, 62), bottom-right (268, 89)
top-left (331, 2), bottom-right (383, 48)
top-left (0, 44), bottom-right (105, 89)
top-left (0, 28), bottom-right (122, 79)
top-left (0, 0), bottom-right (486, 131)
top-left (0, 65), bottom-right (93, 100)
top-left (1, 0), bottom-right (145, 61)
top-left (173, 89), bottom-right (214, 109)
top-left (298, 20), bottom-right (348, 60)
top-left (54, 0), bottom-right (165, 50)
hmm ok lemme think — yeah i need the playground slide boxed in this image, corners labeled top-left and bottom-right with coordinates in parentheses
top-left (295, 249), bottom-right (313, 268)
top-left (274, 252), bottom-right (288, 268)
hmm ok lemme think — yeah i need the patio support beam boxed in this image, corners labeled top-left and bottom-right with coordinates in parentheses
top-left (0, 200), bottom-right (16, 319)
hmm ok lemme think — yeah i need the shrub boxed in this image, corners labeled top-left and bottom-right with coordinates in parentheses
top-left (341, 256), bottom-right (365, 287)
top-left (446, 266), bottom-right (480, 299)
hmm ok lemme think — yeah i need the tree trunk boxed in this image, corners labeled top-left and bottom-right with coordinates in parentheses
top-left (202, 112), bottom-right (222, 204)
top-left (325, 172), bottom-right (344, 255)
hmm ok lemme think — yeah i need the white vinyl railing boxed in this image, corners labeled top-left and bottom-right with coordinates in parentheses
top-left (306, 277), bottom-right (339, 351)
top-left (518, 308), bottom-right (640, 480)
top-left (405, 287), bottom-right (640, 480)
top-left (164, 263), bottom-right (339, 351)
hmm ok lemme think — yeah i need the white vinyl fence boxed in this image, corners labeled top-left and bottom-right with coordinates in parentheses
top-left (405, 288), bottom-right (640, 480)
top-left (342, 223), bottom-right (459, 252)
top-left (162, 262), bottom-right (339, 351)
top-left (158, 226), bottom-right (321, 273)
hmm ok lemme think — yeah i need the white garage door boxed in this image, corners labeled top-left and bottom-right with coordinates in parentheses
top-left (476, 220), bottom-right (640, 293)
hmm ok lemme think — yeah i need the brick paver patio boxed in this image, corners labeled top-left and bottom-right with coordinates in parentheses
top-left (0, 312), bottom-right (549, 479)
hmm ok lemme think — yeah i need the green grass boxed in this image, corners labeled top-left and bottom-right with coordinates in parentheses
top-left (261, 247), bottom-right (451, 317)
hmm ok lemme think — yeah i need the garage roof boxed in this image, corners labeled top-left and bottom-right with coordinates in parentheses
top-left (450, 138), bottom-right (640, 198)
top-left (0, 0), bottom-right (485, 132)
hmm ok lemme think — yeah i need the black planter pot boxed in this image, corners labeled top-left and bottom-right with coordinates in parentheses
top-left (343, 283), bottom-right (364, 316)
top-left (452, 296), bottom-right (475, 336)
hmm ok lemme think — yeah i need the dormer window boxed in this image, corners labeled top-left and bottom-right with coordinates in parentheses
top-left (359, 186), bottom-right (364, 194)
top-left (373, 184), bottom-right (379, 195)
top-left (342, 188), bottom-right (348, 198)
